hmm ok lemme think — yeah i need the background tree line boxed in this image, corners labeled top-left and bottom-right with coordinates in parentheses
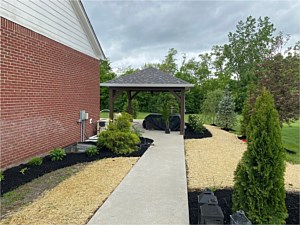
top-left (100, 16), bottom-right (299, 126)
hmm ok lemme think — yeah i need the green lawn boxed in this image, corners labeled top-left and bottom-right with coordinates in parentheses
top-left (99, 111), bottom-right (151, 120)
top-left (282, 120), bottom-right (299, 164)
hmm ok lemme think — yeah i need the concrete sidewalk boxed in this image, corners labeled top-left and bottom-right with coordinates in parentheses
top-left (87, 120), bottom-right (189, 225)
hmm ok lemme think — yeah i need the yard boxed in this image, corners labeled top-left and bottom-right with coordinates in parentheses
top-left (101, 112), bottom-right (299, 164)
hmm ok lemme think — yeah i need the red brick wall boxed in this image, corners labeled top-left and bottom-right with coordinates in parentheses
top-left (0, 18), bottom-right (100, 169)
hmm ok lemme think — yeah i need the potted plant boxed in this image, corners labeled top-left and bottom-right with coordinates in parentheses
top-left (161, 104), bottom-right (170, 134)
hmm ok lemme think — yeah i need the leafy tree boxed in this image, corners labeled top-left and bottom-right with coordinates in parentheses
top-left (159, 48), bottom-right (178, 74)
top-left (201, 89), bottom-right (223, 124)
top-left (223, 16), bottom-right (276, 111)
top-left (255, 36), bottom-right (300, 125)
top-left (216, 85), bottom-right (236, 129)
top-left (232, 89), bottom-right (287, 224)
top-left (100, 59), bottom-right (116, 110)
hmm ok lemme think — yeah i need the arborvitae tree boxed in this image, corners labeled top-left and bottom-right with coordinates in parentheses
top-left (240, 83), bottom-right (257, 136)
top-left (232, 89), bottom-right (287, 224)
top-left (216, 85), bottom-right (236, 129)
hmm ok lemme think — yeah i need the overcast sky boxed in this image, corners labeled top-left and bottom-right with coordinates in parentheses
top-left (82, 0), bottom-right (300, 70)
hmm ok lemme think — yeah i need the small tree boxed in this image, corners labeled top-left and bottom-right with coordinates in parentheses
top-left (232, 89), bottom-right (287, 224)
top-left (201, 89), bottom-right (223, 124)
top-left (216, 85), bottom-right (236, 129)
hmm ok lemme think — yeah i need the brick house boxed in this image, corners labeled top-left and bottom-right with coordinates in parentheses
top-left (0, 0), bottom-right (105, 168)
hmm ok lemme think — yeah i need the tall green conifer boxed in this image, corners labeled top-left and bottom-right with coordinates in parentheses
top-left (232, 89), bottom-right (287, 224)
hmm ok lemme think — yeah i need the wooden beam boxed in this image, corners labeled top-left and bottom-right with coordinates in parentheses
top-left (130, 91), bottom-right (140, 100)
top-left (180, 89), bottom-right (185, 135)
top-left (170, 91), bottom-right (181, 103)
top-left (127, 91), bottom-right (132, 114)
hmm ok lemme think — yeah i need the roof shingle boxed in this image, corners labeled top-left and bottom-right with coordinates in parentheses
top-left (101, 67), bottom-right (193, 88)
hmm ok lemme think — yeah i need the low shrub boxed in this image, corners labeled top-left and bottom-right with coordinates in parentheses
top-left (27, 157), bottom-right (43, 166)
top-left (188, 114), bottom-right (205, 134)
top-left (86, 146), bottom-right (99, 157)
top-left (98, 129), bottom-right (140, 155)
top-left (98, 113), bottom-right (140, 155)
top-left (50, 148), bottom-right (66, 161)
top-left (0, 170), bottom-right (4, 181)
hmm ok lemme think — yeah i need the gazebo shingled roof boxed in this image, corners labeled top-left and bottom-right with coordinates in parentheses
top-left (101, 67), bottom-right (193, 88)
top-left (100, 67), bottom-right (194, 135)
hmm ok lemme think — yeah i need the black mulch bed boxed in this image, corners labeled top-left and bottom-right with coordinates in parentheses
top-left (184, 124), bottom-right (212, 140)
top-left (1, 137), bottom-right (153, 195)
top-left (188, 189), bottom-right (299, 225)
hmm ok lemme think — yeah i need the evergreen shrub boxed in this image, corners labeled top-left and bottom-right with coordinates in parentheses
top-left (98, 112), bottom-right (140, 155)
top-left (216, 85), bottom-right (236, 129)
top-left (232, 89), bottom-right (287, 224)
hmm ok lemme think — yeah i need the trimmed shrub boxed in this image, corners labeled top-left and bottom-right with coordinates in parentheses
top-left (86, 146), bottom-right (99, 157)
top-left (98, 112), bottom-right (141, 155)
top-left (98, 129), bottom-right (140, 155)
top-left (50, 148), bottom-right (66, 161)
top-left (188, 114), bottom-right (205, 134)
top-left (216, 85), bottom-right (236, 129)
top-left (27, 157), bottom-right (43, 166)
top-left (232, 89), bottom-right (287, 224)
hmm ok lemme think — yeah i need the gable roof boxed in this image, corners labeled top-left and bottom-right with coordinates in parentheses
top-left (0, 0), bottom-right (104, 60)
top-left (71, 1), bottom-right (105, 60)
top-left (101, 68), bottom-right (194, 89)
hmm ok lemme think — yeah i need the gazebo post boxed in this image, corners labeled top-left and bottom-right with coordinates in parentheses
top-left (180, 89), bottom-right (185, 135)
top-left (127, 90), bottom-right (132, 115)
top-left (109, 88), bottom-right (114, 121)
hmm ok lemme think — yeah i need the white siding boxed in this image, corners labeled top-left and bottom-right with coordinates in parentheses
top-left (0, 0), bottom-right (98, 59)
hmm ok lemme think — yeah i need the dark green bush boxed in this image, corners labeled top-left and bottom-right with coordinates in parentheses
top-left (0, 170), bottom-right (4, 181)
top-left (85, 146), bottom-right (99, 157)
top-left (50, 148), bottom-right (66, 161)
top-left (188, 114), bottom-right (205, 134)
top-left (232, 89), bottom-right (287, 224)
top-left (27, 157), bottom-right (43, 166)
top-left (98, 113), bottom-right (140, 155)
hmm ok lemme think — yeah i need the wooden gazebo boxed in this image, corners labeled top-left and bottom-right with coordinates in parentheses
top-left (100, 67), bottom-right (194, 135)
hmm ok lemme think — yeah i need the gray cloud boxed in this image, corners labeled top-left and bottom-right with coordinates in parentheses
top-left (82, 0), bottom-right (300, 69)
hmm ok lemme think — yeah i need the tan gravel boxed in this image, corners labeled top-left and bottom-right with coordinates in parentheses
top-left (185, 125), bottom-right (300, 192)
top-left (1, 157), bottom-right (138, 225)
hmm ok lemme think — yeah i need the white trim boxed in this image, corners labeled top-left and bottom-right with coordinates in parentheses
top-left (70, 0), bottom-right (105, 60)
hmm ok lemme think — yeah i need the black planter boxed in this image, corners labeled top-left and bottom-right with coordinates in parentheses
top-left (165, 128), bottom-right (171, 134)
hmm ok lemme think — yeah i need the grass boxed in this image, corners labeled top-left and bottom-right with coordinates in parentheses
top-left (1, 163), bottom-right (87, 219)
top-left (99, 111), bottom-right (151, 120)
top-left (282, 120), bottom-right (299, 164)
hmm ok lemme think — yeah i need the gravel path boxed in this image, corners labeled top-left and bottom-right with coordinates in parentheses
top-left (185, 125), bottom-right (300, 192)
top-left (1, 157), bottom-right (138, 225)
